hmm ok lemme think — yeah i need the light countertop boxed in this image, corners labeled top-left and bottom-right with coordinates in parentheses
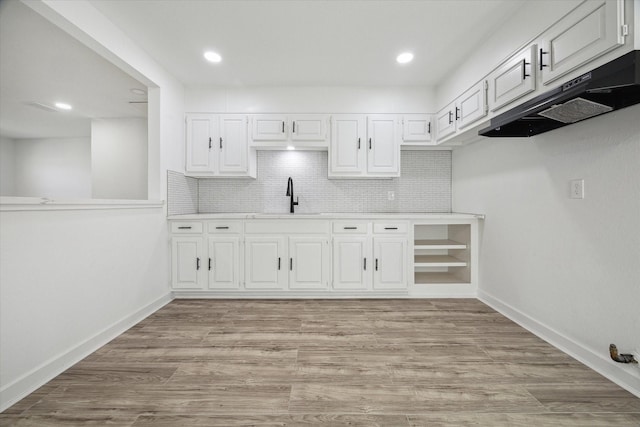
top-left (168, 212), bottom-right (484, 220)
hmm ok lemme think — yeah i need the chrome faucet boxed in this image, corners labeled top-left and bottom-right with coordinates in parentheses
top-left (286, 177), bottom-right (299, 213)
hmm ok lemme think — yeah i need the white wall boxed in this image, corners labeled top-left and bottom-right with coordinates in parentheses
top-left (11, 137), bottom-right (91, 198)
top-left (91, 118), bottom-right (147, 199)
top-left (0, 207), bottom-right (170, 409)
top-left (0, 136), bottom-right (15, 196)
top-left (452, 104), bottom-right (640, 395)
top-left (0, 0), bottom-right (185, 412)
top-left (185, 86), bottom-right (435, 113)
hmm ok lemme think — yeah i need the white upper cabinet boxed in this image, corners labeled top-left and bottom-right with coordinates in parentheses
top-left (490, 44), bottom-right (537, 112)
top-left (436, 101), bottom-right (456, 141)
top-left (251, 114), bottom-right (287, 141)
top-left (329, 115), bottom-right (366, 176)
top-left (290, 115), bottom-right (327, 141)
top-left (186, 114), bottom-right (217, 174)
top-left (186, 113), bottom-right (255, 178)
top-left (219, 115), bottom-right (249, 175)
top-left (401, 114), bottom-right (433, 144)
top-left (251, 114), bottom-right (329, 147)
top-left (436, 81), bottom-right (488, 141)
top-left (538, 0), bottom-right (625, 85)
top-left (329, 114), bottom-right (399, 178)
top-left (456, 81), bottom-right (489, 130)
top-left (367, 115), bottom-right (400, 176)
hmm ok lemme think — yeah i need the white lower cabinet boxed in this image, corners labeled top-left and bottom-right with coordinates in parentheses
top-left (171, 236), bottom-right (206, 290)
top-left (207, 237), bottom-right (240, 290)
top-left (373, 237), bottom-right (407, 290)
top-left (170, 217), bottom-right (477, 296)
top-left (244, 236), bottom-right (287, 289)
top-left (332, 236), bottom-right (371, 290)
top-left (244, 235), bottom-right (329, 290)
top-left (288, 237), bottom-right (330, 290)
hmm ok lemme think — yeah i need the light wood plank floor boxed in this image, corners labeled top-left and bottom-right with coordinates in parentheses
top-left (2, 299), bottom-right (639, 426)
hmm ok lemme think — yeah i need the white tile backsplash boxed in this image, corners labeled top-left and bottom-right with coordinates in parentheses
top-left (196, 151), bottom-right (451, 213)
top-left (167, 170), bottom-right (198, 215)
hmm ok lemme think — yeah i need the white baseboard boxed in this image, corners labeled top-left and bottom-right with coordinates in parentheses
top-left (172, 290), bottom-right (411, 299)
top-left (0, 293), bottom-right (173, 412)
top-left (479, 290), bottom-right (640, 399)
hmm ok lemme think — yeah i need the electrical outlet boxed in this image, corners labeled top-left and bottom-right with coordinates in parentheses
top-left (570, 179), bottom-right (584, 199)
top-left (387, 191), bottom-right (395, 201)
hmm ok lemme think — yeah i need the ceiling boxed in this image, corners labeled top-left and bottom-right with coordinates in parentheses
top-left (89, 0), bottom-right (527, 87)
top-left (0, 1), bottom-right (147, 140)
top-left (1, 0), bottom-right (527, 140)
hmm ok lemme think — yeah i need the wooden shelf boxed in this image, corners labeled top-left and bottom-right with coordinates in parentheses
top-left (414, 239), bottom-right (467, 250)
top-left (414, 272), bottom-right (470, 284)
top-left (414, 255), bottom-right (467, 267)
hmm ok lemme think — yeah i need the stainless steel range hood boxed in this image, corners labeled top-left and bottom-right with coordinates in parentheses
top-left (479, 50), bottom-right (640, 137)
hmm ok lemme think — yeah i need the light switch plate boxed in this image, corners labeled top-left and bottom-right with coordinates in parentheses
top-left (570, 179), bottom-right (584, 199)
top-left (387, 191), bottom-right (395, 201)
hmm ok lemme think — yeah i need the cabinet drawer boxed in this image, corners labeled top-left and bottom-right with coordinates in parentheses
top-left (207, 221), bottom-right (242, 234)
top-left (245, 220), bottom-right (329, 234)
top-left (373, 222), bottom-right (408, 234)
top-left (171, 222), bottom-right (203, 234)
top-left (332, 221), bottom-right (369, 234)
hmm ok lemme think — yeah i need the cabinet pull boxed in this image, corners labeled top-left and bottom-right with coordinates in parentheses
top-left (344, 226), bottom-right (357, 230)
top-left (177, 226), bottom-right (192, 229)
top-left (384, 227), bottom-right (398, 230)
top-left (289, 258), bottom-right (293, 271)
top-left (278, 257), bottom-right (281, 270)
top-left (363, 257), bottom-right (367, 271)
top-left (448, 111), bottom-right (453, 124)
top-left (215, 226), bottom-right (229, 230)
top-left (208, 258), bottom-right (212, 271)
top-left (369, 138), bottom-right (372, 149)
top-left (208, 137), bottom-right (212, 149)
top-left (523, 59), bottom-right (531, 79)
top-left (539, 48), bottom-right (548, 71)
top-left (282, 121), bottom-right (285, 132)
top-left (196, 257), bottom-right (200, 270)
top-left (292, 121), bottom-right (296, 133)
top-left (357, 137), bottom-right (361, 149)
top-left (219, 137), bottom-right (223, 149)
top-left (375, 258), bottom-right (378, 271)
top-left (427, 122), bottom-right (431, 134)
top-left (455, 107), bottom-right (460, 121)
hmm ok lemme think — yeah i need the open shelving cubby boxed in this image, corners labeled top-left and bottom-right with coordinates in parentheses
top-left (413, 224), bottom-right (471, 285)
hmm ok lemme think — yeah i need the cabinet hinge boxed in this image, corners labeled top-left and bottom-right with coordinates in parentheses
top-left (621, 24), bottom-right (629, 37)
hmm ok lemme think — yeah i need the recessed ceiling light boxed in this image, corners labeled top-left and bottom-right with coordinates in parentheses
top-left (204, 51), bottom-right (222, 63)
top-left (54, 102), bottom-right (72, 110)
top-left (396, 52), bottom-right (414, 64)
top-left (130, 88), bottom-right (146, 96)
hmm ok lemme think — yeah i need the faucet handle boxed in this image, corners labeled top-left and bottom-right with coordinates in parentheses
top-left (294, 197), bottom-right (299, 206)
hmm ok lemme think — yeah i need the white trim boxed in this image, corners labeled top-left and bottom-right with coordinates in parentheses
top-left (479, 289), bottom-right (640, 399)
top-left (0, 293), bottom-right (173, 412)
top-left (0, 197), bottom-right (165, 212)
top-left (172, 290), bottom-right (411, 299)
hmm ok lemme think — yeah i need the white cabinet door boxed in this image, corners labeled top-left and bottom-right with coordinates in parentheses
top-left (402, 114), bottom-right (433, 143)
top-left (290, 115), bottom-right (327, 141)
top-left (329, 115), bottom-right (366, 177)
top-left (539, 0), bottom-right (624, 85)
top-left (186, 114), bottom-right (216, 175)
top-left (171, 237), bottom-right (205, 289)
top-left (289, 237), bottom-right (328, 290)
top-left (244, 236), bottom-right (287, 289)
top-left (218, 115), bottom-right (248, 175)
top-left (490, 45), bottom-right (537, 111)
top-left (436, 102), bottom-right (456, 140)
top-left (208, 237), bottom-right (240, 290)
top-left (373, 237), bottom-right (407, 290)
top-left (367, 115), bottom-right (399, 176)
top-left (456, 80), bottom-right (488, 130)
top-left (251, 114), bottom-right (287, 141)
top-left (332, 236), bottom-right (370, 290)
